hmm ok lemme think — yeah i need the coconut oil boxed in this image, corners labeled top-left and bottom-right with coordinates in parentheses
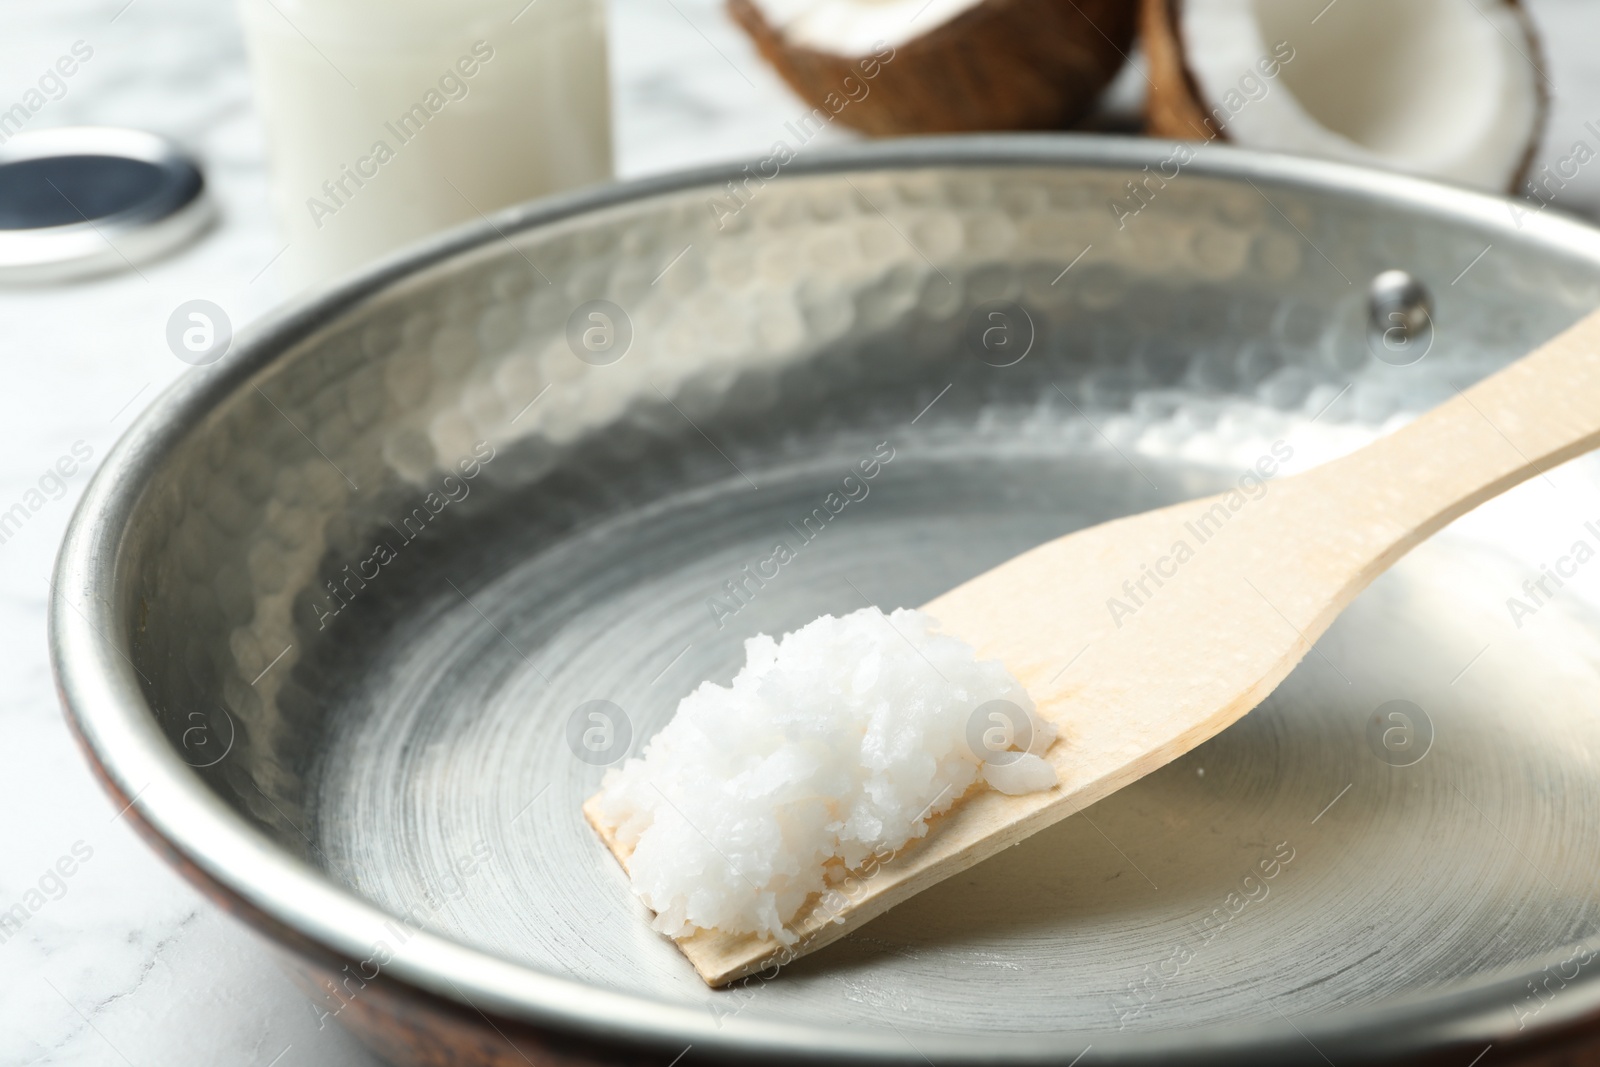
top-left (239, 0), bottom-right (611, 291)
top-left (589, 607), bottom-right (1057, 943)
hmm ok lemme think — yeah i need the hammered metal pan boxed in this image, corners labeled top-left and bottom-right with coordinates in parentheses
top-left (50, 136), bottom-right (1600, 1065)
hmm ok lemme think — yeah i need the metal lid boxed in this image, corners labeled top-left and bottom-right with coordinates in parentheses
top-left (0, 126), bottom-right (213, 283)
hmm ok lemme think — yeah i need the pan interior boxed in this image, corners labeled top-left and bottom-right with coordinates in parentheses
top-left (119, 161), bottom-right (1600, 1041)
top-left (305, 410), bottom-right (1600, 1035)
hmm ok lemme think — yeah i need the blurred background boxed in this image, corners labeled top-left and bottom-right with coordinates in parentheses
top-left (3, 0), bottom-right (1600, 1062)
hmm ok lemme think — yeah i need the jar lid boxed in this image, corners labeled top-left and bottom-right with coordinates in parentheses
top-left (0, 126), bottom-right (213, 283)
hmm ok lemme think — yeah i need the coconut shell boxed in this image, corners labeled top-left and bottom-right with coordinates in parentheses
top-left (728, 0), bottom-right (1139, 136)
top-left (1141, 0), bottom-right (1549, 193)
top-left (1140, 0), bottom-right (1220, 143)
top-left (1490, 0), bottom-right (1549, 194)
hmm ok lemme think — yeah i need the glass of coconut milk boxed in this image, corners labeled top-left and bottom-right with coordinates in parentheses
top-left (239, 0), bottom-right (612, 292)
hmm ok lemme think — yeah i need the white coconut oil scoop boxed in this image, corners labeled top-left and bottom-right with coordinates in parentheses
top-left (588, 308), bottom-right (1600, 987)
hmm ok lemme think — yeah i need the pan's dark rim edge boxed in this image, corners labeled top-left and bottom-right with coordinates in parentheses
top-left (48, 132), bottom-right (1600, 1065)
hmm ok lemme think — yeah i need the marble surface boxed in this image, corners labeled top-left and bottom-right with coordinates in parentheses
top-left (3, 0), bottom-right (1600, 1063)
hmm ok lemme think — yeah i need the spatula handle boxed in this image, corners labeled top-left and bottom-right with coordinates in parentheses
top-left (1311, 307), bottom-right (1600, 566)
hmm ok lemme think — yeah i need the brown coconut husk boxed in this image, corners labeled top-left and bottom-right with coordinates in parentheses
top-left (728, 0), bottom-right (1140, 136)
top-left (1140, 0), bottom-right (1219, 143)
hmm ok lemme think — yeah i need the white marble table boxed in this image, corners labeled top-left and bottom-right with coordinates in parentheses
top-left (3, 1), bottom-right (1599, 1063)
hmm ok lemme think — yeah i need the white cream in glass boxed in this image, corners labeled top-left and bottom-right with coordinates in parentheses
top-left (239, 0), bottom-right (611, 290)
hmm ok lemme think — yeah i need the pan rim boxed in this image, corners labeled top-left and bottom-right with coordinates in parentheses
top-left (49, 132), bottom-right (1600, 1064)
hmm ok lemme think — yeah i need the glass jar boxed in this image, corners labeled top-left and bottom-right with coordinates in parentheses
top-left (238, 0), bottom-right (612, 291)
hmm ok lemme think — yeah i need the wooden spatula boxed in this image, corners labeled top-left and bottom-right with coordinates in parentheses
top-left (586, 308), bottom-right (1600, 987)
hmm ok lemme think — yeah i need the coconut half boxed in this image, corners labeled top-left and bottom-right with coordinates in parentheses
top-left (1143, 0), bottom-right (1547, 192)
top-left (729, 0), bottom-right (1139, 135)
